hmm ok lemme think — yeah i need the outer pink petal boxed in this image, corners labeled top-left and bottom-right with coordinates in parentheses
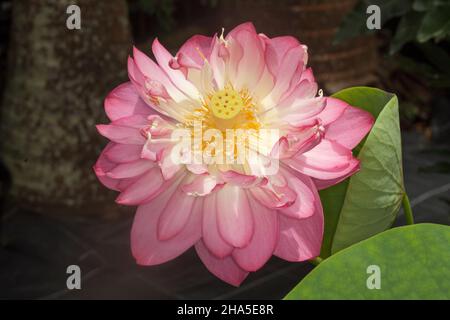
top-left (115, 167), bottom-right (164, 205)
top-left (104, 143), bottom-right (142, 163)
top-left (132, 46), bottom-right (186, 103)
top-left (284, 139), bottom-right (357, 180)
top-left (224, 38), bottom-right (244, 85)
top-left (297, 139), bottom-right (352, 170)
top-left (224, 23), bottom-right (256, 83)
top-left (202, 193), bottom-right (233, 258)
top-left (195, 240), bottom-right (248, 287)
top-left (279, 169), bottom-right (315, 219)
top-left (229, 26), bottom-right (265, 91)
top-left (280, 59), bottom-right (306, 101)
top-left (141, 137), bottom-right (173, 162)
top-left (106, 159), bottom-right (154, 179)
top-left (128, 54), bottom-right (185, 121)
top-left (270, 123), bottom-right (323, 159)
top-left (299, 67), bottom-right (315, 82)
top-left (132, 46), bottom-right (164, 80)
top-left (219, 170), bottom-right (261, 187)
top-left (116, 176), bottom-right (140, 192)
top-left (152, 39), bottom-right (200, 100)
top-left (145, 115), bottom-right (176, 136)
top-left (274, 176), bottom-right (324, 262)
top-left (232, 197), bottom-right (278, 271)
top-left (263, 45), bottom-right (306, 105)
top-left (96, 124), bottom-right (145, 145)
top-left (127, 55), bottom-right (172, 116)
top-left (186, 163), bottom-right (208, 175)
top-left (127, 55), bottom-right (146, 88)
top-left (317, 97), bottom-right (348, 125)
top-left (177, 35), bottom-right (213, 69)
top-left (104, 82), bottom-right (153, 121)
top-left (209, 36), bottom-right (227, 89)
top-left (216, 185), bottom-right (254, 248)
top-left (265, 97), bottom-right (326, 127)
top-left (252, 65), bottom-right (275, 104)
top-left (325, 104), bottom-right (374, 150)
top-left (131, 184), bottom-right (202, 265)
top-left (249, 180), bottom-right (297, 209)
top-left (227, 22), bottom-right (257, 36)
top-left (278, 79), bottom-right (318, 107)
top-left (313, 160), bottom-right (360, 190)
top-left (157, 187), bottom-right (196, 241)
top-left (159, 146), bottom-right (182, 180)
top-left (181, 174), bottom-right (218, 196)
top-left (93, 143), bottom-right (120, 191)
top-left (264, 36), bottom-right (300, 77)
top-left (112, 114), bottom-right (150, 129)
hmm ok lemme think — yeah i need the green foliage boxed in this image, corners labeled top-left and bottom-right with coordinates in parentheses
top-left (133, 0), bottom-right (176, 32)
top-left (334, 0), bottom-right (412, 44)
top-left (320, 87), bottom-right (404, 257)
top-left (336, 0), bottom-right (450, 51)
top-left (286, 224), bottom-right (450, 300)
top-left (335, 0), bottom-right (450, 88)
top-left (417, 4), bottom-right (450, 42)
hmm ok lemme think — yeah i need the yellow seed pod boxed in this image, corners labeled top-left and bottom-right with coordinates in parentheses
top-left (209, 88), bottom-right (243, 120)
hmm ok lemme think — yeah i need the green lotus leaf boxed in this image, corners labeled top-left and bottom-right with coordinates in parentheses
top-left (287, 224), bottom-right (450, 300)
top-left (320, 87), bottom-right (405, 257)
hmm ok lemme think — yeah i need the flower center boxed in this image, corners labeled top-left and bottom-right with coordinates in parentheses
top-left (174, 85), bottom-right (277, 167)
top-left (209, 88), bottom-right (243, 120)
top-left (183, 85), bottom-right (260, 132)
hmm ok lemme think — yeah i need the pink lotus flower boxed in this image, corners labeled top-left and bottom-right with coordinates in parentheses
top-left (94, 22), bottom-right (374, 286)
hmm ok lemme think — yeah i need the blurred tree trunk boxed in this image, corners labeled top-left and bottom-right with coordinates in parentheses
top-left (0, 0), bottom-right (132, 215)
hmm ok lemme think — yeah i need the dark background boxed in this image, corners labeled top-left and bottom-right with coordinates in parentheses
top-left (0, 0), bottom-right (449, 299)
